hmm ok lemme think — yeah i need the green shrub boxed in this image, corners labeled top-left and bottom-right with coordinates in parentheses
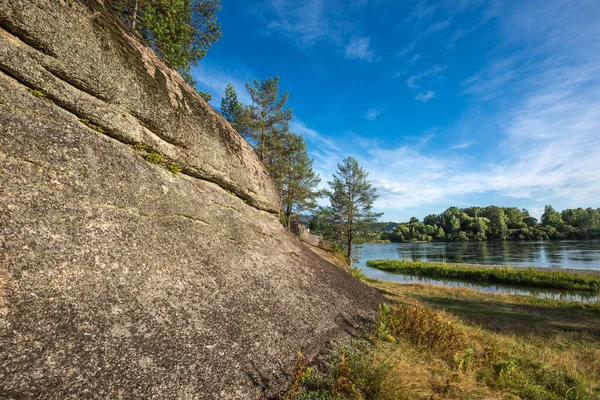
top-left (31, 89), bottom-right (46, 99)
top-left (145, 152), bottom-right (164, 164)
top-left (350, 267), bottom-right (366, 280)
top-left (167, 163), bottom-right (182, 174)
top-left (288, 340), bottom-right (395, 400)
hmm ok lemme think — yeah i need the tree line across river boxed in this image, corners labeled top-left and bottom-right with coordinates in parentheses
top-left (338, 205), bottom-right (600, 243)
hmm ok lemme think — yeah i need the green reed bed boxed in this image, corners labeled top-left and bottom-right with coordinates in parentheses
top-left (367, 260), bottom-right (600, 292)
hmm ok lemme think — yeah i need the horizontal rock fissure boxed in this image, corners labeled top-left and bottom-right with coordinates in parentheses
top-left (0, 16), bottom-right (57, 57)
top-left (128, 109), bottom-right (190, 149)
top-left (0, 66), bottom-right (276, 216)
top-left (42, 64), bottom-right (110, 103)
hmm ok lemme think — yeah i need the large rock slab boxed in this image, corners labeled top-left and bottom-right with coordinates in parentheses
top-left (0, 0), bottom-right (382, 398)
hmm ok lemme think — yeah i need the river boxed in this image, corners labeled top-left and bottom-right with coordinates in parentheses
top-left (355, 240), bottom-right (600, 303)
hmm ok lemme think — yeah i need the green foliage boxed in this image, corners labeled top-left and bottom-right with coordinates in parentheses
top-left (278, 133), bottom-right (321, 230)
top-left (330, 242), bottom-right (349, 264)
top-left (220, 82), bottom-right (245, 133)
top-left (109, 0), bottom-right (222, 85)
top-left (367, 260), bottom-right (600, 291)
top-left (145, 152), bottom-right (164, 164)
top-left (288, 340), bottom-right (396, 400)
top-left (241, 76), bottom-right (293, 163)
top-left (480, 354), bottom-right (591, 400)
top-left (379, 204), bottom-right (600, 242)
top-left (285, 350), bottom-right (313, 397)
top-left (319, 157), bottom-right (382, 263)
top-left (221, 79), bottom-right (320, 229)
top-left (198, 91), bottom-right (212, 101)
top-left (133, 142), bottom-right (148, 150)
top-left (225, 189), bottom-right (237, 197)
top-left (167, 163), bottom-right (181, 174)
top-left (31, 89), bottom-right (46, 99)
top-left (542, 205), bottom-right (563, 226)
top-left (349, 266), bottom-right (366, 280)
top-left (375, 303), bottom-right (396, 343)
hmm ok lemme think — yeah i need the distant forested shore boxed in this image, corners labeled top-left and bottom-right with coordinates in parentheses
top-left (343, 205), bottom-right (600, 242)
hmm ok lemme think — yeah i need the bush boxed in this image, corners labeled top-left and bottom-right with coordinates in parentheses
top-left (167, 163), bottom-right (182, 174)
top-left (145, 152), bottom-right (164, 164)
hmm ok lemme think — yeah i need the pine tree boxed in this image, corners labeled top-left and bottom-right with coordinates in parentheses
top-left (323, 157), bottom-right (382, 263)
top-left (243, 76), bottom-right (293, 163)
top-left (199, 91), bottom-right (212, 102)
top-left (220, 78), bottom-right (320, 228)
top-left (220, 83), bottom-right (246, 135)
top-left (109, 0), bottom-right (222, 86)
top-left (277, 134), bottom-right (321, 230)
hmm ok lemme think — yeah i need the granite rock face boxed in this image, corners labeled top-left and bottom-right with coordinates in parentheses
top-left (0, 0), bottom-right (382, 398)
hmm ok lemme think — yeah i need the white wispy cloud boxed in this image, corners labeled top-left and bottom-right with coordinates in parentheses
top-left (297, 106), bottom-right (599, 216)
top-left (373, 0), bottom-right (600, 213)
top-left (409, 54), bottom-right (422, 64)
top-left (262, 0), bottom-right (600, 219)
top-left (363, 107), bottom-right (385, 120)
top-left (258, 0), bottom-right (375, 53)
top-left (291, 119), bottom-right (338, 151)
top-left (344, 36), bottom-right (375, 62)
top-left (259, 0), bottom-right (347, 48)
top-left (461, 57), bottom-right (520, 98)
top-left (450, 141), bottom-right (473, 150)
top-left (406, 65), bottom-right (447, 89)
top-left (424, 18), bottom-right (452, 35)
top-left (415, 91), bottom-right (435, 102)
top-left (404, 0), bottom-right (437, 24)
top-left (446, 2), bottom-right (500, 48)
top-left (397, 41), bottom-right (417, 58)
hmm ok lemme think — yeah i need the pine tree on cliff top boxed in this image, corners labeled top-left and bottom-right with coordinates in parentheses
top-left (109, 0), bottom-right (221, 87)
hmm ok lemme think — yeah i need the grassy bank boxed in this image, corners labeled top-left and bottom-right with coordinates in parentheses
top-left (284, 279), bottom-right (600, 399)
top-left (367, 260), bottom-right (600, 292)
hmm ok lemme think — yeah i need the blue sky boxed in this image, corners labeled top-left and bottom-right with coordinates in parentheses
top-left (192, 0), bottom-right (600, 222)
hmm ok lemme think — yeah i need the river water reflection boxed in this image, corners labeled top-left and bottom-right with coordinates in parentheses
top-left (356, 241), bottom-right (600, 303)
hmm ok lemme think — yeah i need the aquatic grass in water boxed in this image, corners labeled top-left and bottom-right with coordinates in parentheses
top-left (367, 260), bottom-right (600, 292)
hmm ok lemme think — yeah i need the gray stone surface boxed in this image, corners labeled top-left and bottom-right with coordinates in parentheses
top-left (0, 0), bottom-right (383, 398)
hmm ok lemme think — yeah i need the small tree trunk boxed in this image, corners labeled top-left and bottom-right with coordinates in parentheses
top-left (131, 0), bottom-right (139, 30)
top-left (285, 206), bottom-right (292, 231)
top-left (347, 230), bottom-right (352, 265)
